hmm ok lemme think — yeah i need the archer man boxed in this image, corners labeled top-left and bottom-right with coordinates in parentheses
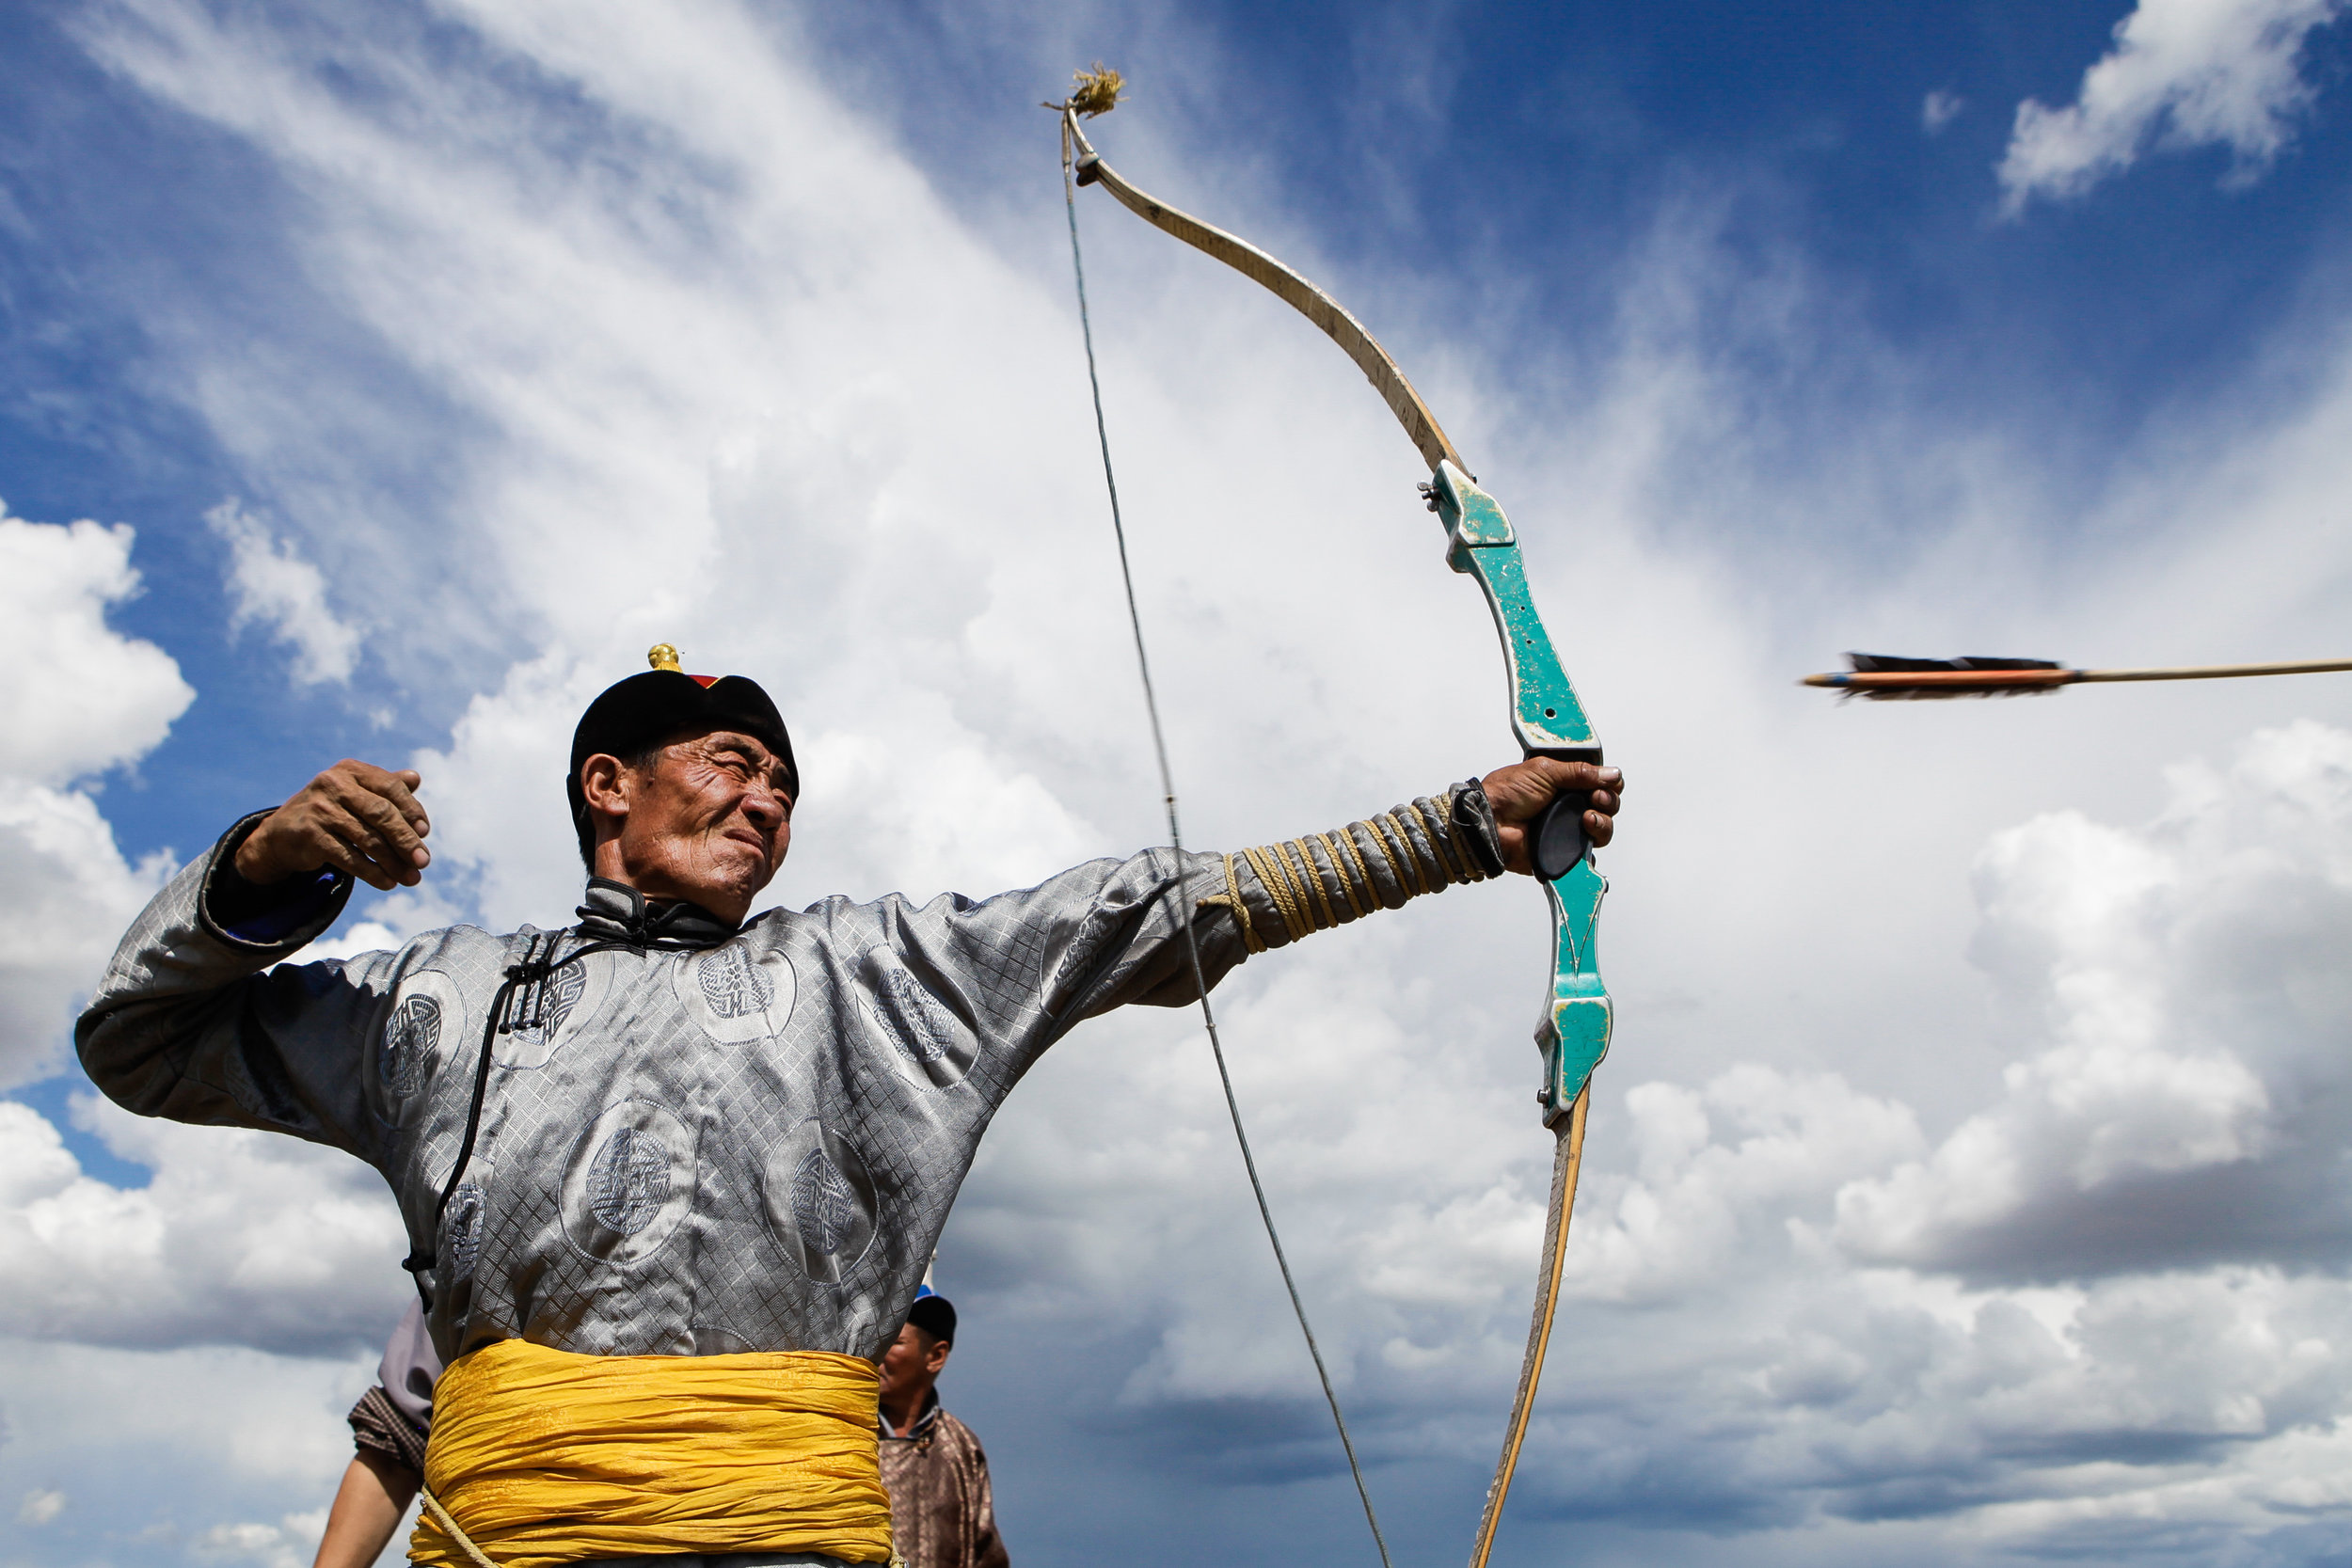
top-left (78, 648), bottom-right (1622, 1567)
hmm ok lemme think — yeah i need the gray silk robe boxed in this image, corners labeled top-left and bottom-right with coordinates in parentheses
top-left (77, 791), bottom-right (1478, 1373)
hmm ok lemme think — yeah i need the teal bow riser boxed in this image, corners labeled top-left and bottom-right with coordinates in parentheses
top-left (1430, 461), bottom-right (1613, 1127)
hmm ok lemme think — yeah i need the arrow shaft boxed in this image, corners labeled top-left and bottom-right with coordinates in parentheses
top-left (2076, 657), bottom-right (2352, 683)
top-left (1805, 657), bottom-right (2352, 693)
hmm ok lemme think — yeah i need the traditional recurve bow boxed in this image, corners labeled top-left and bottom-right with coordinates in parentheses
top-left (1057, 91), bottom-right (1613, 1568)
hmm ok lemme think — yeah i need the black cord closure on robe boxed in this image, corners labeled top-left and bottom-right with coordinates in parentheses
top-left (572, 877), bottom-right (742, 950)
top-left (399, 879), bottom-right (742, 1308)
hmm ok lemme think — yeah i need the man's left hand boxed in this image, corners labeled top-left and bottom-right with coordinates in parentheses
top-left (1480, 758), bottom-right (1624, 875)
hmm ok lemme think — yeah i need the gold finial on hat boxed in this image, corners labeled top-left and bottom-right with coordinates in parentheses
top-left (647, 643), bottom-right (682, 673)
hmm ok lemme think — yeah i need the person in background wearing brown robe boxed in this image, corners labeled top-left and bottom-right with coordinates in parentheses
top-left (878, 1294), bottom-right (1009, 1568)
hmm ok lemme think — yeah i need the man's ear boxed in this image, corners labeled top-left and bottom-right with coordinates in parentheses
top-left (580, 753), bottom-right (631, 832)
top-left (927, 1339), bottom-right (952, 1376)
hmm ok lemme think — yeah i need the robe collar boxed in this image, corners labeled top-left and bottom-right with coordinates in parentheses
top-left (880, 1388), bottom-right (942, 1442)
top-left (575, 878), bottom-right (740, 951)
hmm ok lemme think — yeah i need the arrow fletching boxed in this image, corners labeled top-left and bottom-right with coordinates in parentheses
top-left (1804, 653), bottom-right (2075, 700)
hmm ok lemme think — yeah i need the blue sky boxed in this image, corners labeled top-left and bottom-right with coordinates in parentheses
top-left (4, 0), bottom-right (2348, 829)
top-left (3, 2), bottom-right (2351, 1566)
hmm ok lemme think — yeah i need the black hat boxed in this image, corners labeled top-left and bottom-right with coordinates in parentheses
top-left (906, 1293), bottom-right (956, 1345)
top-left (567, 645), bottom-right (797, 860)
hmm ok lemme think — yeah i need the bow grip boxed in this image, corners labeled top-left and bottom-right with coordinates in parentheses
top-left (1527, 771), bottom-right (1594, 882)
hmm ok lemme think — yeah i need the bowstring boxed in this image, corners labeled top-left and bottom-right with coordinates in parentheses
top-left (1059, 117), bottom-right (1397, 1568)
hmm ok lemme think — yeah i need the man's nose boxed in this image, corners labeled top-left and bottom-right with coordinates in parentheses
top-left (741, 784), bottom-right (786, 832)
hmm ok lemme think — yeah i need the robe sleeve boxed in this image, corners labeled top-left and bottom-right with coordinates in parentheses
top-left (74, 812), bottom-right (409, 1164)
top-left (853, 785), bottom-right (1486, 1075)
top-left (959, 1419), bottom-right (1010, 1568)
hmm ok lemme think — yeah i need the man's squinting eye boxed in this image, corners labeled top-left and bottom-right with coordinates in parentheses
top-left (703, 744), bottom-right (792, 802)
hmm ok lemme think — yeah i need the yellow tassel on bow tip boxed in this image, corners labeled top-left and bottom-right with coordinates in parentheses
top-left (647, 643), bottom-right (682, 673)
top-left (1068, 63), bottom-right (1122, 118)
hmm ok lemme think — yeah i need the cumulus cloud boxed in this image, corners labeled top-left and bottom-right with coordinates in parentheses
top-left (195, 1508), bottom-right (331, 1568)
top-left (1998, 0), bottom-right (2350, 212)
top-left (1484, 718), bottom-right (2352, 1534)
top-left (953, 725), bottom-right (2352, 1551)
top-left (206, 499), bottom-right (361, 685)
top-left (0, 1097), bottom-right (405, 1357)
top-left (0, 1333), bottom-right (383, 1564)
top-left (0, 509), bottom-right (191, 1086)
top-left (1836, 721), bottom-right (2352, 1279)
top-left (1565, 1066), bottom-right (1925, 1305)
top-left (0, 784), bottom-right (175, 1086)
top-left (0, 509), bottom-right (192, 787)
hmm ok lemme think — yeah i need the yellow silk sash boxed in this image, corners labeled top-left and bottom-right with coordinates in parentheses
top-left (410, 1338), bottom-right (894, 1568)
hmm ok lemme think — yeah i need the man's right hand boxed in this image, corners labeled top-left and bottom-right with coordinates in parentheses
top-left (234, 761), bottom-right (432, 892)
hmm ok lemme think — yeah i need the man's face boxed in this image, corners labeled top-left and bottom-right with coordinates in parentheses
top-left (878, 1322), bottom-right (949, 1409)
top-left (598, 727), bottom-right (794, 922)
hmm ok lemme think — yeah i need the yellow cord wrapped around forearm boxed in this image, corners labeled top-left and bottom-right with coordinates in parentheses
top-left (1201, 789), bottom-right (1491, 954)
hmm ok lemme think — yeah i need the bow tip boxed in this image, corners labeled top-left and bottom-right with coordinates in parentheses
top-left (1066, 63), bottom-right (1123, 118)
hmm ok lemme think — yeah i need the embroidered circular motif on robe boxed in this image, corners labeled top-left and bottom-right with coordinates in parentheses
top-left (587, 1127), bottom-right (670, 1234)
top-left (1052, 921), bottom-right (1112, 1006)
top-left (761, 1118), bottom-right (878, 1284)
top-left (543, 959), bottom-right (588, 1031)
top-left (698, 944), bottom-right (772, 1017)
top-left (790, 1146), bottom-right (859, 1254)
top-left (861, 955), bottom-right (977, 1090)
top-left (560, 1100), bottom-right (695, 1267)
top-left (674, 942), bottom-right (796, 1045)
top-left (881, 969), bottom-right (951, 1065)
top-left (372, 971), bottom-right (460, 1131)
top-left (443, 1180), bottom-right (485, 1281)
top-left (381, 995), bottom-right (438, 1095)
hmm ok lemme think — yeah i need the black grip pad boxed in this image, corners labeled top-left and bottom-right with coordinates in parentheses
top-left (1531, 792), bottom-right (1591, 882)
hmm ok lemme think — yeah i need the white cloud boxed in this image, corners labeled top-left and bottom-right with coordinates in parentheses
top-left (0, 1097), bottom-right (407, 1355)
top-left (24, 0), bottom-right (2352, 1561)
top-left (0, 1333), bottom-right (380, 1565)
top-left (0, 783), bottom-right (175, 1086)
top-left (206, 499), bottom-right (361, 685)
top-left (1565, 1067), bottom-right (1926, 1305)
top-left (1836, 721), bottom-right (2352, 1278)
top-left (1426, 730), bottom-right (2352, 1530)
top-left (196, 1508), bottom-right (330, 1568)
top-left (288, 920), bottom-right (402, 965)
top-left (16, 1489), bottom-right (65, 1526)
top-left (1998, 0), bottom-right (2350, 212)
top-left (0, 509), bottom-right (191, 1087)
top-left (1922, 88), bottom-right (1964, 133)
top-left (0, 509), bottom-right (192, 787)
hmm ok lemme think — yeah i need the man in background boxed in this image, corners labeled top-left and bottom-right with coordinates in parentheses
top-left (312, 1302), bottom-right (441, 1568)
top-left (878, 1294), bottom-right (1009, 1568)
